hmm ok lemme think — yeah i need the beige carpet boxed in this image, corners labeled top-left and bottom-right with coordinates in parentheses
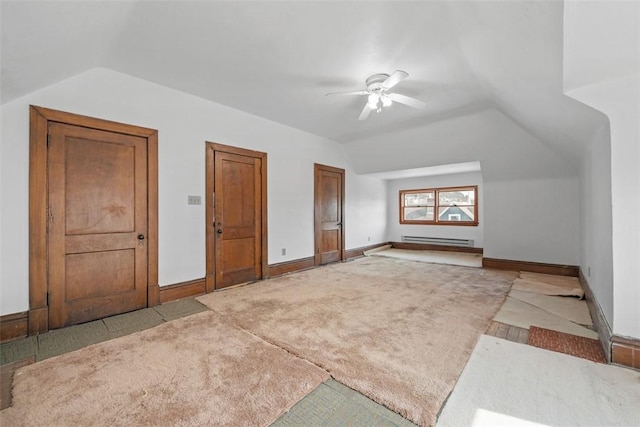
top-left (365, 247), bottom-right (482, 268)
top-left (198, 256), bottom-right (517, 427)
top-left (0, 311), bottom-right (328, 426)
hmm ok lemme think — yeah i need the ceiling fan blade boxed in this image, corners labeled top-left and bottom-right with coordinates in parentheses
top-left (358, 103), bottom-right (373, 120)
top-left (382, 70), bottom-right (409, 90)
top-left (325, 90), bottom-right (369, 97)
top-left (388, 93), bottom-right (426, 110)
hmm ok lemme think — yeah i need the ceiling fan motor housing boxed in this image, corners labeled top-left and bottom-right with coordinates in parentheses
top-left (366, 74), bottom-right (390, 93)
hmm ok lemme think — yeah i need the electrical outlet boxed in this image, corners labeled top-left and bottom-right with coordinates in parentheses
top-left (282, 248), bottom-right (286, 256)
top-left (368, 236), bottom-right (371, 242)
top-left (188, 195), bottom-right (201, 205)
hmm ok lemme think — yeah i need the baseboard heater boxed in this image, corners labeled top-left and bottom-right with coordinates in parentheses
top-left (401, 235), bottom-right (475, 247)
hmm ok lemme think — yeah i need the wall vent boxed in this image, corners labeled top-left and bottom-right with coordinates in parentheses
top-left (401, 236), bottom-right (474, 247)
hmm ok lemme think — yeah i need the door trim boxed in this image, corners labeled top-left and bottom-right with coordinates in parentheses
top-left (314, 163), bottom-right (345, 266)
top-left (28, 105), bottom-right (159, 335)
top-left (205, 142), bottom-right (268, 292)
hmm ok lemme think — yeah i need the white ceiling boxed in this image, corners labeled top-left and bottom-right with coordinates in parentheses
top-left (1, 1), bottom-right (607, 170)
top-left (366, 161), bottom-right (481, 181)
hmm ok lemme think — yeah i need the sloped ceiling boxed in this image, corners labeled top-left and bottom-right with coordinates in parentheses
top-left (1, 0), bottom-right (606, 173)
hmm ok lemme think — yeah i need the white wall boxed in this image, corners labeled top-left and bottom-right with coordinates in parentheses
top-left (345, 108), bottom-right (581, 265)
top-left (0, 68), bottom-right (388, 315)
top-left (569, 76), bottom-right (639, 338)
top-left (483, 177), bottom-right (580, 265)
top-left (386, 172), bottom-right (483, 248)
top-left (564, 0), bottom-right (639, 338)
top-left (345, 171), bottom-right (388, 249)
top-left (578, 123), bottom-right (614, 327)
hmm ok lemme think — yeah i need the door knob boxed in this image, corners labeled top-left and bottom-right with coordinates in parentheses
top-left (138, 234), bottom-right (145, 240)
top-left (217, 229), bottom-right (223, 234)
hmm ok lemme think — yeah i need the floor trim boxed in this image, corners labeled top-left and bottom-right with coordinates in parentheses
top-left (0, 312), bottom-right (28, 343)
top-left (579, 269), bottom-right (613, 362)
top-left (267, 242), bottom-right (391, 277)
top-left (158, 278), bottom-right (206, 304)
top-left (0, 279), bottom-right (209, 343)
top-left (267, 257), bottom-right (315, 278)
top-left (391, 241), bottom-right (483, 254)
top-left (345, 242), bottom-right (392, 260)
top-left (579, 268), bottom-right (640, 370)
top-left (482, 257), bottom-right (579, 277)
top-left (611, 336), bottom-right (640, 370)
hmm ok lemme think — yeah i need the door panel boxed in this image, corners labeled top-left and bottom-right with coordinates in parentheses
top-left (214, 151), bottom-right (262, 288)
top-left (64, 139), bottom-right (135, 234)
top-left (315, 164), bottom-right (345, 265)
top-left (47, 122), bottom-right (148, 328)
top-left (65, 250), bottom-right (135, 300)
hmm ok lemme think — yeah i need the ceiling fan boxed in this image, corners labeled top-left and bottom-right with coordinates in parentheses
top-left (325, 70), bottom-right (426, 120)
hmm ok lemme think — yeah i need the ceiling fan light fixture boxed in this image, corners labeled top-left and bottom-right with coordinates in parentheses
top-left (367, 93), bottom-right (379, 109)
top-left (325, 70), bottom-right (423, 120)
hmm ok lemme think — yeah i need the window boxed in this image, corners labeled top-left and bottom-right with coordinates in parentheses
top-left (399, 186), bottom-right (478, 226)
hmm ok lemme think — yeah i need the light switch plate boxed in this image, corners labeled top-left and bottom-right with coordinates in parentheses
top-left (188, 195), bottom-right (201, 205)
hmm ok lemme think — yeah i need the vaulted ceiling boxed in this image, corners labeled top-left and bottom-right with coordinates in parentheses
top-left (1, 1), bottom-right (607, 173)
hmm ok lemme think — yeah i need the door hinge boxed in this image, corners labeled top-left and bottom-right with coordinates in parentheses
top-left (46, 134), bottom-right (50, 147)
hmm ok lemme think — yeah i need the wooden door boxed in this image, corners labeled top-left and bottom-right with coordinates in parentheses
top-left (314, 164), bottom-right (345, 265)
top-left (208, 145), bottom-right (266, 289)
top-left (47, 122), bottom-right (148, 328)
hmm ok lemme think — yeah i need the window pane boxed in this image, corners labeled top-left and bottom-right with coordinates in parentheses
top-left (438, 206), bottom-right (475, 222)
top-left (404, 207), bottom-right (434, 221)
top-left (439, 190), bottom-right (475, 205)
top-left (404, 192), bottom-right (434, 207)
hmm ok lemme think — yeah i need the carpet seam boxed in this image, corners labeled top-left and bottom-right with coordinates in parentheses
top-left (220, 314), bottom-right (420, 426)
top-left (197, 258), bottom-right (517, 427)
top-left (225, 319), bottom-right (337, 426)
top-left (220, 314), bottom-right (333, 375)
